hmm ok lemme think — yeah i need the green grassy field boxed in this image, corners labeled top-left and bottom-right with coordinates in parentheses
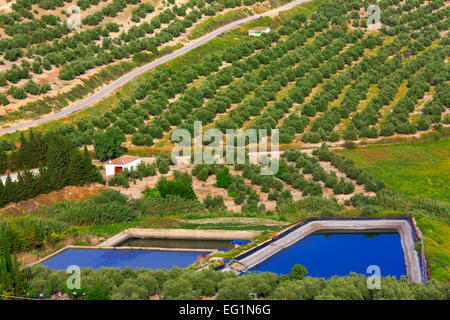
top-left (336, 138), bottom-right (450, 203)
top-left (415, 216), bottom-right (450, 284)
top-left (188, 8), bottom-right (253, 39)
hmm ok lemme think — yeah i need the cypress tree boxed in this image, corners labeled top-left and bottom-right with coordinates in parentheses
top-left (45, 154), bottom-right (60, 192)
top-left (35, 131), bottom-right (48, 164)
top-left (79, 145), bottom-right (91, 183)
top-left (81, 145), bottom-right (102, 183)
top-left (0, 236), bottom-right (25, 295)
top-left (0, 237), bottom-right (15, 294)
top-left (22, 168), bottom-right (38, 199)
top-left (0, 149), bottom-right (7, 174)
top-left (4, 174), bottom-right (15, 204)
top-left (27, 129), bottom-right (47, 168)
top-left (15, 172), bottom-right (26, 202)
top-left (0, 179), bottom-right (7, 207)
top-left (67, 149), bottom-right (84, 186)
top-left (37, 164), bottom-right (52, 195)
top-left (0, 132), bottom-right (105, 207)
top-left (26, 129), bottom-right (37, 168)
top-left (17, 132), bottom-right (27, 169)
top-left (45, 132), bottom-right (73, 188)
top-left (8, 150), bottom-right (19, 172)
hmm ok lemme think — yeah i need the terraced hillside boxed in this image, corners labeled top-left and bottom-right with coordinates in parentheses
top-left (0, 0), bottom-right (449, 289)
top-left (0, 0), bottom-right (446, 210)
top-left (105, 146), bottom-right (378, 213)
top-left (1, 0), bottom-right (446, 148)
top-left (0, 0), bottom-right (295, 125)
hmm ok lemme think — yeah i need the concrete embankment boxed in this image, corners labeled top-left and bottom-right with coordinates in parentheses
top-left (98, 228), bottom-right (262, 247)
top-left (28, 245), bottom-right (218, 267)
top-left (29, 228), bottom-right (261, 267)
top-left (221, 218), bottom-right (422, 283)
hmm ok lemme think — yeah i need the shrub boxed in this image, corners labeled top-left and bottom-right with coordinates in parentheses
top-left (197, 167), bottom-right (209, 181)
top-left (156, 151), bottom-right (170, 174)
top-left (0, 93), bottom-right (9, 106)
top-left (85, 282), bottom-right (111, 300)
top-left (156, 177), bottom-right (197, 200)
top-left (110, 279), bottom-right (148, 300)
top-left (108, 172), bottom-right (130, 188)
top-left (217, 273), bottom-right (278, 300)
top-left (136, 273), bottom-right (159, 296)
top-left (290, 264), bottom-right (308, 280)
top-left (360, 205), bottom-right (379, 217)
top-left (8, 86), bottom-right (26, 99)
top-left (217, 277), bottom-right (252, 300)
top-left (157, 158), bottom-right (169, 174)
top-left (416, 116), bottom-right (432, 131)
top-left (342, 141), bottom-right (357, 149)
top-left (173, 170), bottom-right (192, 184)
top-left (162, 278), bottom-right (200, 300)
top-left (443, 114), bottom-right (450, 125)
top-left (94, 128), bottom-right (126, 161)
top-left (147, 163), bottom-right (157, 176)
top-left (204, 194), bottom-right (226, 212)
top-left (216, 166), bottom-right (231, 188)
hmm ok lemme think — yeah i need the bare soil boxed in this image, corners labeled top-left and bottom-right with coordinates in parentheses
top-left (0, 183), bottom-right (105, 217)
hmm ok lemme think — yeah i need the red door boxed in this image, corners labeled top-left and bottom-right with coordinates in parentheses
top-left (115, 166), bottom-right (123, 174)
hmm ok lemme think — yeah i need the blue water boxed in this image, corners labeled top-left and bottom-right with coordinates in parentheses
top-left (248, 232), bottom-right (406, 279)
top-left (42, 249), bottom-right (209, 270)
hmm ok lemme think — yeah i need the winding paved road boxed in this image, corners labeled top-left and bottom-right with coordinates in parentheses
top-left (0, 0), bottom-right (310, 135)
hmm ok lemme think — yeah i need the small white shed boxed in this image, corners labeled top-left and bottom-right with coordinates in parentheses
top-left (248, 27), bottom-right (270, 36)
top-left (105, 155), bottom-right (142, 176)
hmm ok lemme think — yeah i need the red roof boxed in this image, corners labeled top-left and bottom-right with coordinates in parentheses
top-left (107, 155), bottom-right (140, 165)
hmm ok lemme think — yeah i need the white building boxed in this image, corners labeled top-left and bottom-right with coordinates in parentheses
top-left (248, 27), bottom-right (270, 36)
top-left (105, 155), bottom-right (142, 176)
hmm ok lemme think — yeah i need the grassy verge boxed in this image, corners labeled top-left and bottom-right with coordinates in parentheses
top-left (278, 0), bottom-right (325, 19)
top-left (336, 138), bottom-right (450, 203)
top-left (415, 216), bottom-right (450, 284)
top-left (188, 8), bottom-right (253, 40)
